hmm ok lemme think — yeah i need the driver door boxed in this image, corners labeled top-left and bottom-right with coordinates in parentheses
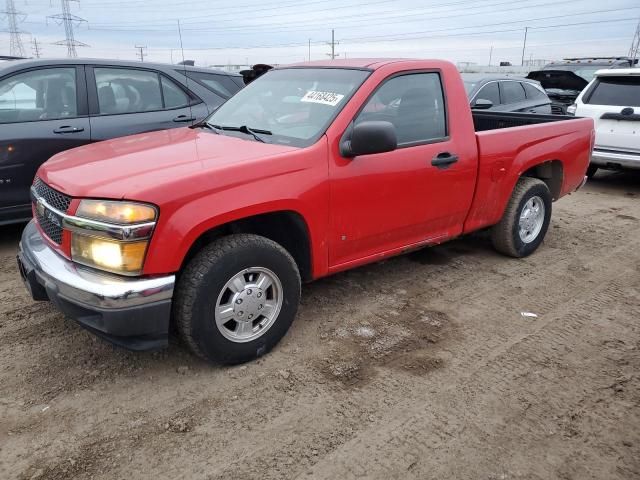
top-left (328, 72), bottom-right (477, 268)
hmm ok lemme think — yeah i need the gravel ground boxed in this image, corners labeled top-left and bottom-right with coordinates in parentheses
top-left (1, 171), bottom-right (639, 480)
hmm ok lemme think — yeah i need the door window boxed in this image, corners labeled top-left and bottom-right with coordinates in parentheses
top-left (500, 81), bottom-right (526, 104)
top-left (94, 68), bottom-right (164, 114)
top-left (0, 67), bottom-right (77, 124)
top-left (475, 82), bottom-right (500, 105)
top-left (522, 82), bottom-right (546, 99)
top-left (161, 76), bottom-right (190, 109)
top-left (183, 71), bottom-right (241, 99)
top-left (355, 73), bottom-right (447, 145)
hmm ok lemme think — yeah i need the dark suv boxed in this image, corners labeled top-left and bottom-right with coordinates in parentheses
top-left (527, 57), bottom-right (638, 114)
top-left (0, 58), bottom-right (243, 224)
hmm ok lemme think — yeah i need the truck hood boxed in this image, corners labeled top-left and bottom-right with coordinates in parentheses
top-left (526, 70), bottom-right (588, 92)
top-left (39, 127), bottom-right (298, 199)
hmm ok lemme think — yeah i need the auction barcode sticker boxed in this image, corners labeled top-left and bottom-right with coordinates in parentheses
top-left (301, 91), bottom-right (345, 107)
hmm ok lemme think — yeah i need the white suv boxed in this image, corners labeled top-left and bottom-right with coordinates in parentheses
top-left (569, 68), bottom-right (639, 177)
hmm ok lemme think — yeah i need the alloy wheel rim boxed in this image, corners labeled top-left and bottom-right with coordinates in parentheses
top-left (518, 196), bottom-right (545, 244)
top-left (214, 267), bottom-right (283, 343)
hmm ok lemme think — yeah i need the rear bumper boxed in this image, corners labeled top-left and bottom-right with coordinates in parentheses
top-left (591, 148), bottom-right (640, 170)
top-left (17, 220), bottom-right (175, 350)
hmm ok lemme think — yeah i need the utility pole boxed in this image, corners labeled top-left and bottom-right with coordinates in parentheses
top-left (32, 38), bottom-right (42, 58)
top-left (135, 45), bottom-right (147, 62)
top-left (629, 18), bottom-right (640, 63)
top-left (1, 0), bottom-right (28, 58)
top-left (48, 0), bottom-right (88, 58)
top-left (326, 29), bottom-right (339, 60)
top-left (521, 26), bottom-right (529, 67)
top-left (488, 45), bottom-right (493, 67)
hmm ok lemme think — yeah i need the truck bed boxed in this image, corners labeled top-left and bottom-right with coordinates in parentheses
top-left (463, 113), bottom-right (594, 234)
top-left (472, 111), bottom-right (577, 132)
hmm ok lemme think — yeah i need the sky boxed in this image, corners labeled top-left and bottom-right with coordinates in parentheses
top-left (1, 0), bottom-right (638, 67)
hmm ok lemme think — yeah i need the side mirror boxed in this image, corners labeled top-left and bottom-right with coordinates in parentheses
top-left (472, 99), bottom-right (493, 110)
top-left (341, 121), bottom-right (397, 157)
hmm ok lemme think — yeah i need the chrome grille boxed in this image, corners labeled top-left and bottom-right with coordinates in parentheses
top-left (551, 104), bottom-right (565, 115)
top-left (32, 177), bottom-right (72, 244)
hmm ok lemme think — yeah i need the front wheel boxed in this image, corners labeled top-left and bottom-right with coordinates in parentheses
top-left (586, 164), bottom-right (598, 179)
top-left (491, 177), bottom-right (552, 258)
top-left (174, 234), bottom-right (301, 364)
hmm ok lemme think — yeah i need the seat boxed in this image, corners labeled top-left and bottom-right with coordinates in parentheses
top-left (394, 88), bottom-right (444, 143)
top-left (40, 78), bottom-right (67, 120)
top-left (98, 85), bottom-right (118, 114)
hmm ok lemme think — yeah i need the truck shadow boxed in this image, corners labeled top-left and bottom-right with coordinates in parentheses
top-left (0, 221), bottom-right (27, 254)
top-left (586, 170), bottom-right (640, 197)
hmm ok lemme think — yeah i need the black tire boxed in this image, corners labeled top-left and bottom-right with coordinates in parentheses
top-left (586, 164), bottom-right (598, 179)
top-left (491, 177), bottom-right (552, 258)
top-left (173, 234), bottom-right (301, 364)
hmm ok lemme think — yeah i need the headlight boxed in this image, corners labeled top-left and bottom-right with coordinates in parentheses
top-left (76, 200), bottom-right (156, 224)
top-left (70, 200), bottom-right (157, 276)
top-left (566, 104), bottom-right (577, 115)
top-left (71, 234), bottom-right (149, 275)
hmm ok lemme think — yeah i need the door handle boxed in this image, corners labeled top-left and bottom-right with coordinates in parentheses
top-left (173, 115), bottom-right (195, 123)
top-left (53, 126), bottom-right (84, 134)
top-left (431, 152), bottom-right (459, 169)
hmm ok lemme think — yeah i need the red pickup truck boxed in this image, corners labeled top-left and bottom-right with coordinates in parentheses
top-left (18, 59), bottom-right (593, 364)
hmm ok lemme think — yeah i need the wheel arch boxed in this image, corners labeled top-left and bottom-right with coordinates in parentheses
top-left (521, 159), bottom-right (563, 200)
top-left (177, 210), bottom-right (314, 283)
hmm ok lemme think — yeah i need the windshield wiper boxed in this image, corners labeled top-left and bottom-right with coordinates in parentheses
top-left (189, 120), bottom-right (219, 132)
top-left (210, 124), bottom-right (272, 143)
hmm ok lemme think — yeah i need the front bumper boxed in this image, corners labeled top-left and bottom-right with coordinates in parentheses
top-left (591, 148), bottom-right (640, 170)
top-left (17, 220), bottom-right (175, 351)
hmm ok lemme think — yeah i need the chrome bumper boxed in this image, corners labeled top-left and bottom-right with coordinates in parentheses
top-left (17, 220), bottom-right (175, 350)
top-left (591, 148), bottom-right (640, 170)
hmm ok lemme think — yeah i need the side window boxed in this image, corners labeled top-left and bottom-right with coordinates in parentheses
top-left (522, 82), bottom-right (546, 99)
top-left (0, 67), bottom-right (77, 124)
top-left (355, 73), bottom-right (446, 145)
top-left (475, 82), bottom-right (500, 105)
top-left (183, 71), bottom-right (241, 99)
top-left (161, 76), bottom-right (190, 109)
top-left (500, 81), bottom-right (526, 104)
top-left (94, 67), bottom-right (163, 115)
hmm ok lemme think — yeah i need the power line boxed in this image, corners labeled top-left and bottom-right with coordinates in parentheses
top-left (89, 0), bottom-right (396, 26)
top-left (1, 0), bottom-right (28, 57)
top-left (48, 0), bottom-right (88, 58)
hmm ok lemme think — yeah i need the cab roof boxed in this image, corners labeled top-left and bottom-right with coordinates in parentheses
top-left (283, 58), bottom-right (430, 70)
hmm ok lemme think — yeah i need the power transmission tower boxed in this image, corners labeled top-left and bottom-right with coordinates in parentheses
top-left (32, 37), bottom-right (42, 58)
top-left (326, 29), bottom-right (339, 60)
top-left (135, 45), bottom-right (147, 62)
top-left (48, 0), bottom-right (88, 58)
top-left (629, 19), bottom-right (640, 63)
top-left (1, 0), bottom-right (28, 57)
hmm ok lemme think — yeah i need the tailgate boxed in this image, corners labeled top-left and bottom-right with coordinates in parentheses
top-left (578, 74), bottom-right (640, 154)
top-left (580, 104), bottom-right (640, 153)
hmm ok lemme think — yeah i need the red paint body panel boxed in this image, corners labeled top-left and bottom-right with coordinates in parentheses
top-left (35, 59), bottom-right (593, 280)
top-left (463, 117), bottom-right (593, 233)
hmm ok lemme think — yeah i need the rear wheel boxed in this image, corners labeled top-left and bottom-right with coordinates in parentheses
top-left (491, 177), bottom-right (552, 258)
top-left (174, 234), bottom-right (301, 364)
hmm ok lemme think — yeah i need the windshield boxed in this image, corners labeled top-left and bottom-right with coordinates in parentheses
top-left (542, 65), bottom-right (603, 82)
top-left (206, 68), bottom-right (370, 147)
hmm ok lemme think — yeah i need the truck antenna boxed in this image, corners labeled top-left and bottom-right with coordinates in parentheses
top-left (177, 19), bottom-right (195, 126)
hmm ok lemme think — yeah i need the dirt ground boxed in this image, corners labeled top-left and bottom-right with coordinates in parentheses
top-left (1, 171), bottom-right (639, 480)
